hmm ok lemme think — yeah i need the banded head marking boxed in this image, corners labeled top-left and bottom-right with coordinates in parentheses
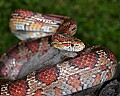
top-left (52, 34), bottom-right (85, 52)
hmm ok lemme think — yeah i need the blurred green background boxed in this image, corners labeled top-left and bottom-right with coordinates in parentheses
top-left (0, 0), bottom-right (120, 60)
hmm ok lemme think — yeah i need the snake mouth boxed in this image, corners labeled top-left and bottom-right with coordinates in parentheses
top-left (53, 42), bottom-right (85, 52)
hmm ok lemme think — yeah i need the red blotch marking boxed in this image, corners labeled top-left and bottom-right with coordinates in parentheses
top-left (107, 71), bottom-right (112, 80)
top-left (67, 75), bottom-right (80, 90)
top-left (71, 53), bottom-right (97, 68)
top-left (44, 14), bottom-right (69, 21)
top-left (26, 40), bottom-right (39, 53)
top-left (54, 87), bottom-right (62, 96)
top-left (92, 74), bottom-right (101, 86)
top-left (0, 45), bottom-right (20, 60)
top-left (100, 65), bottom-right (107, 71)
top-left (8, 48), bottom-right (20, 60)
top-left (36, 66), bottom-right (58, 84)
top-left (34, 90), bottom-right (45, 96)
top-left (106, 50), bottom-right (116, 62)
top-left (15, 9), bottom-right (34, 18)
top-left (9, 80), bottom-right (27, 96)
top-left (58, 18), bottom-right (77, 35)
top-left (44, 15), bottom-right (61, 21)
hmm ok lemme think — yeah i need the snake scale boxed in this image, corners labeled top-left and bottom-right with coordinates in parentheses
top-left (0, 9), bottom-right (117, 96)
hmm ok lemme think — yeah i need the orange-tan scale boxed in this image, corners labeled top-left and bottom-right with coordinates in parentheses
top-left (0, 46), bottom-right (116, 96)
top-left (9, 9), bottom-right (71, 40)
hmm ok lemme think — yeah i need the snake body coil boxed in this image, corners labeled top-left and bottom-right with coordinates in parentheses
top-left (0, 9), bottom-right (117, 96)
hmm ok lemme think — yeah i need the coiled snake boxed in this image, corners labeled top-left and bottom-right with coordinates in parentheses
top-left (0, 9), bottom-right (117, 96)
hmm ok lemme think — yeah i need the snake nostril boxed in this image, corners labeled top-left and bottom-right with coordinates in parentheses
top-left (75, 45), bottom-right (79, 46)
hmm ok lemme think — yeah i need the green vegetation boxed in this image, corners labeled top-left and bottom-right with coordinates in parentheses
top-left (0, 0), bottom-right (120, 60)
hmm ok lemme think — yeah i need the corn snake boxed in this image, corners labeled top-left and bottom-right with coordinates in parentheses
top-left (0, 9), bottom-right (117, 96)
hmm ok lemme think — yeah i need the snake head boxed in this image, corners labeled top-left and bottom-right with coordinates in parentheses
top-left (52, 34), bottom-right (85, 52)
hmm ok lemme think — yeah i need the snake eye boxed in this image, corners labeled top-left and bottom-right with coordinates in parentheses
top-left (71, 44), bottom-right (74, 47)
